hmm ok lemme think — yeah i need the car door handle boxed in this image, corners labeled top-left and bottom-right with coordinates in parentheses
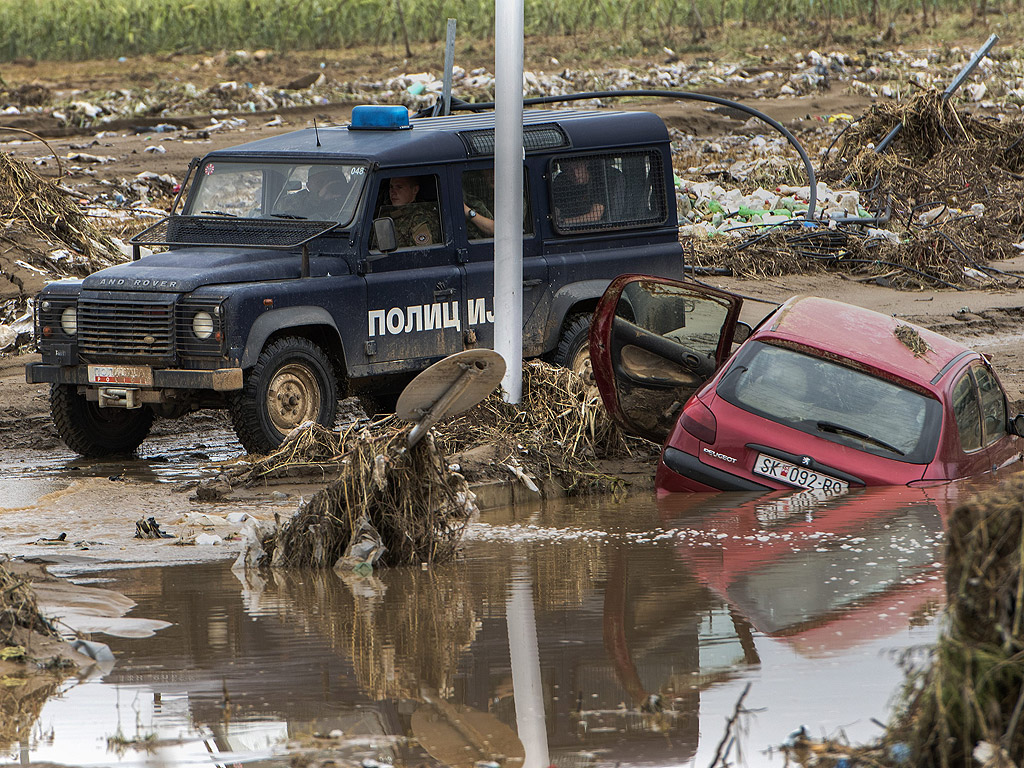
top-left (523, 279), bottom-right (543, 288)
top-left (433, 287), bottom-right (456, 299)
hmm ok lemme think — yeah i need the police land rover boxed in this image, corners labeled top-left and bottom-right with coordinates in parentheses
top-left (28, 105), bottom-right (684, 455)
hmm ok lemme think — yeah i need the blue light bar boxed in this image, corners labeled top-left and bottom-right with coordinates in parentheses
top-left (349, 105), bottom-right (412, 131)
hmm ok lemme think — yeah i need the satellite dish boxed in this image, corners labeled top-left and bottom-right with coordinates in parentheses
top-left (396, 349), bottom-right (506, 446)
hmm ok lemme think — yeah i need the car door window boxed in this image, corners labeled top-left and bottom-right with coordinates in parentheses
top-left (975, 366), bottom-right (1007, 446)
top-left (952, 370), bottom-right (983, 452)
top-left (592, 276), bottom-right (743, 444)
top-left (461, 168), bottom-right (533, 240)
top-left (372, 174), bottom-right (443, 250)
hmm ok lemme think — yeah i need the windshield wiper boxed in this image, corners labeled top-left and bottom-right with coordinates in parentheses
top-left (200, 210), bottom-right (237, 217)
top-left (271, 212), bottom-right (307, 220)
top-left (816, 420), bottom-right (905, 456)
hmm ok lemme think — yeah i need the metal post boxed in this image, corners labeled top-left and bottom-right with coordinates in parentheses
top-left (494, 0), bottom-right (524, 404)
top-left (442, 19), bottom-right (457, 116)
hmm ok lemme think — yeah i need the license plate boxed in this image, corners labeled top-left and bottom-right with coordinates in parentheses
top-left (753, 453), bottom-right (848, 494)
top-left (88, 365), bottom-right (153, 386)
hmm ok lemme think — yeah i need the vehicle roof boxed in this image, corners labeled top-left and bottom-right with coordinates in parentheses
top-left (206, 109), bottom-right (669, 167)
top-left (757, 296), bottom-right (972, 389)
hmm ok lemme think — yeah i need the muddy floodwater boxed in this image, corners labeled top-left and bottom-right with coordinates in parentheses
top-left (0, 466), bottom-right (988, 768)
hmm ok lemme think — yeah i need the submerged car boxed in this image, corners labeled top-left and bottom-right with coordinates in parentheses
top-left (590, 275), bottom-right (1024, 494)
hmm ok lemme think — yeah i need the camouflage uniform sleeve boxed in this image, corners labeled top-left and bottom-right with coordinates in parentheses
top-left (393, 202), bottom-right (441, 248)
top-left (464, 193), bottom-right (493, 240)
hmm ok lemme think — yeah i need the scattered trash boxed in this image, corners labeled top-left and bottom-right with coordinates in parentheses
top-left (69, 639), bottom-right (115, 663)
top-left (134, 517), bottom-right (173, 539)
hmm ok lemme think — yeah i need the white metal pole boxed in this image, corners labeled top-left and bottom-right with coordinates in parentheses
top-left (494, 0), bottom-right (524, 404)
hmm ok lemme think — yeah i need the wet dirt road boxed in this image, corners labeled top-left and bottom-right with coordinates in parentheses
top-left (3, 480), bottom-right (997, 768)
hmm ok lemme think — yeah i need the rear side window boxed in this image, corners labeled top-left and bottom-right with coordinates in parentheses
top-left (953, 365), bottom-right (1007, 451)
top-left (717, 341), bottom-right (941, 464)
top-left (550, 150), bottom-right (667, 233)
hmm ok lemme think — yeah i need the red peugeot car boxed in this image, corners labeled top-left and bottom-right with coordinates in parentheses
top-left (590, 275), bottom-right (1024, 494)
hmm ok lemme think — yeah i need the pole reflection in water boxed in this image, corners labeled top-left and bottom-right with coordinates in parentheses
top-left (3, 477), bottom-right (998, 767)
top-left (506, 554), bottom-right (550, 768)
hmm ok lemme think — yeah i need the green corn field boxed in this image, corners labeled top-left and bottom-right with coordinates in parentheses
top-left (0, 0), bottom-right (1015, 62)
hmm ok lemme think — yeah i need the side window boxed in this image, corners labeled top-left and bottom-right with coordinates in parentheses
top-left (975, 366), bottom-right (1007, 445)
top-left (550, 150), bottom-right (667, 234)
top-left (373, 174), bottom-right (443, 249)
top-left (461, 168), bottom-right (534, 240)
top-left (952, 370), bottom-right (983, 452)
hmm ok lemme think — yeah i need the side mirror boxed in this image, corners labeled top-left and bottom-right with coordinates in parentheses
top-left (1011, 413), bottom-right (1024, 437)
top-left (373, 217), bottom-right (398, 254)
top-left (734, 321), bottom-right (753, 344)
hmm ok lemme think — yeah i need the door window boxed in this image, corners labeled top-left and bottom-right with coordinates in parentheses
top-left (975, 366), bottom-right (1007, 446)
top-left (372, 174), bottom-right (443, 250)
top-left (461, 168), bottom-right (533, 240)
top-left (952, 370), bottom-right (983, 452)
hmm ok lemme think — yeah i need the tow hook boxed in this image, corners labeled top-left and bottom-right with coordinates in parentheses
top-left (98, 387), bottom-right (141, 409)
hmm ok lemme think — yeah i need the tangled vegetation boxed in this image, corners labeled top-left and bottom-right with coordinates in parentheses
top-left (691, 88), bottom-right (1024, 291)
top-left (233, 361), bottom-right (651, 570)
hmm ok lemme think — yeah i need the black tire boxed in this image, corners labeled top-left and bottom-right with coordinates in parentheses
top-left (551, 313), bottom-right (593, 381)
top-left (228, 336), bottom-right (338, 454)
top-left (50, 384), bottom-right (154, 457)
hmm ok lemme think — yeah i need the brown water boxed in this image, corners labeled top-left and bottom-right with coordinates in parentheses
top-left (1, 480), bottom-right (976, 768)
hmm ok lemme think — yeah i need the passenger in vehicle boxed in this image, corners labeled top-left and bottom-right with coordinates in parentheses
top-left (379, 176), bottom-right (441, 247)
top-left (276, 167), bottom-right (351, 220)
top-left (553, 158), bottom-right (605, 226)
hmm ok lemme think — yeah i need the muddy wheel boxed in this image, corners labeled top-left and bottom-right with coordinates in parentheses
top-left (228, 336), bottom-right (338, 454)
top-left (50, 383), bottom-right (154, 457)
top-left (551, 313), bottom-right (594, 382)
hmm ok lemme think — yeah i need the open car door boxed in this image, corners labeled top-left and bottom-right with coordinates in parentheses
top-left (590, 274), bottom-right (744, 444)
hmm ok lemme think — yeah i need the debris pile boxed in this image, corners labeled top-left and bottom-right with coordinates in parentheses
top-left (229, 362), bottom-right (650, 571)
top-left (688, 88), bottom-right (1024, 290)
top-left (0, 558), bottom-right (57, 649)
top-left (246, 427), bottom-right (474, 570)
top-left (0, 152), bottom-right (125, 346)
top-left (435, 360), bottom-right (649, 495)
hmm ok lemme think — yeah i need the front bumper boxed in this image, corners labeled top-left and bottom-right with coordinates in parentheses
top-left (26, 362), bottom-right (244, 391)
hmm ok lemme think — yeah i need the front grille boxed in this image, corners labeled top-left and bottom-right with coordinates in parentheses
top-left (78, 293), bottom-right (175, 362)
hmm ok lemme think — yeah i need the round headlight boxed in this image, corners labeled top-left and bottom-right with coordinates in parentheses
top-left (192, 311), bottom-right (214, 340)
top-left (60, 306), bottom-right (78, 335)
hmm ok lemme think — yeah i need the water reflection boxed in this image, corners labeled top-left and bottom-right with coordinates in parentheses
top-left (2, 481), bottom-right (987, 767)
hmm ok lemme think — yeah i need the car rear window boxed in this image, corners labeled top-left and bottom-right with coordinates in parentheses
top-left (716, 341), bottom-right (942, 464)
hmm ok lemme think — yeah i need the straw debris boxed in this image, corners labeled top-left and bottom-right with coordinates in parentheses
top-left (691, 88), bottom-right (1024, 291)
top-left (233, 362), bottom-right (652, 571)
top-left (0, 558), bottom-right (58, 649)
top-left (0, 152), bottom-right (121, 275)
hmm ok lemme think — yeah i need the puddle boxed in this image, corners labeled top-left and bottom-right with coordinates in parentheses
top-left (0, 415), bottom-right (242, 485)
top-left (1, 482), bottom-right (978, 768)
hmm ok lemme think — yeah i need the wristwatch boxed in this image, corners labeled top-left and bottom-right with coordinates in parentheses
top-left (467, 209), bottom-right (477, 219)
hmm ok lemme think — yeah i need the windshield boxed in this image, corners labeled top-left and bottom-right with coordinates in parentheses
top-left (716, 341), bottom-right (942, 464)
top-left (185, 160), bottom-right (367, 225)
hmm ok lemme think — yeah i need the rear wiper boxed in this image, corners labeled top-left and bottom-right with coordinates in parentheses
top-left (201, 210), bottom-right (237, 217)
top-left (271, 213), bottom-right (307, 219)
top-left (816, 420), bottom-right (905, 456)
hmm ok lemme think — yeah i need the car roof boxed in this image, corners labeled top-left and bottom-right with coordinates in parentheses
top-left (205, 109), bottom-right (669, 167)
top-left (757, 296), bottom-right (973, 390)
